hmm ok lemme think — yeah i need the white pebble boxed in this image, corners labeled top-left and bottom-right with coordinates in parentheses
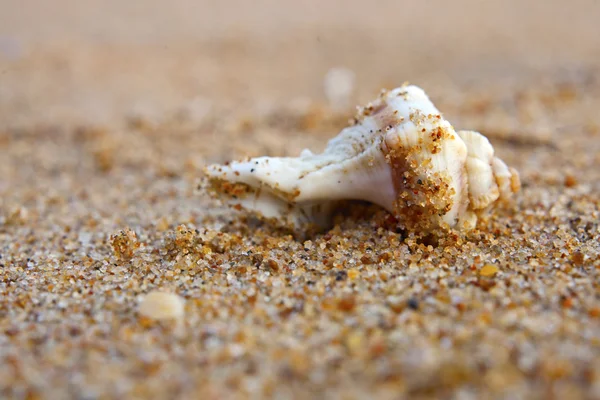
top-left (323, 67), bottom-right (355, 109)
top-left (138, 291), bottom-right (185, 320)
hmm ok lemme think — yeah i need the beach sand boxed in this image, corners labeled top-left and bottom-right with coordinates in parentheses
top-left (1, 1), bottom-right (600, 398)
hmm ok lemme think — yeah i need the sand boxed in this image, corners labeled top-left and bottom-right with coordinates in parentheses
top-left (1, 1), bottom-right (600, 398)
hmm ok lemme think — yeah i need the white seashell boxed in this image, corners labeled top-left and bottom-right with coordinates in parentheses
top-left (458, 130), bottom-right (500, 210)
top-left (205, 85), bottom-right (520, 233)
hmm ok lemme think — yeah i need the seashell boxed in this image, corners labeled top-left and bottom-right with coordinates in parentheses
top-left (204, 85), bottom-right (519, 233)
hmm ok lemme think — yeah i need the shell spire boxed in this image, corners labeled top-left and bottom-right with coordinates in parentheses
top-left (204, 85), bottom-right (519, 232)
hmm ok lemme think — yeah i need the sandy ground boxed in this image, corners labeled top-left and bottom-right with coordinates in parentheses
top-left (1, 0), bottom-right (600, 398)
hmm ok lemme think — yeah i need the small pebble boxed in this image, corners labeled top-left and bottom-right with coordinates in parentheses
top-left (407, 298), bottom-right (419, 310)
top-left (347, 269), bottom-right (360, 280)
top-left (139, 291), bottom-right (185, 320)
top-left (323, 67), bottom-right (355, 110)
top-left (335, 270), bottom-right (347, 281)
top-left (479, 264), bottom-right (500, 277)
top-left (564, 174), bottom-right (578, 187)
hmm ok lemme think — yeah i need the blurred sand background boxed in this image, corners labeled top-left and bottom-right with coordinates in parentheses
top-left (1, 0), bottom-right (600, 127)
top-left (1, 1), bottom-right (600, 399)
